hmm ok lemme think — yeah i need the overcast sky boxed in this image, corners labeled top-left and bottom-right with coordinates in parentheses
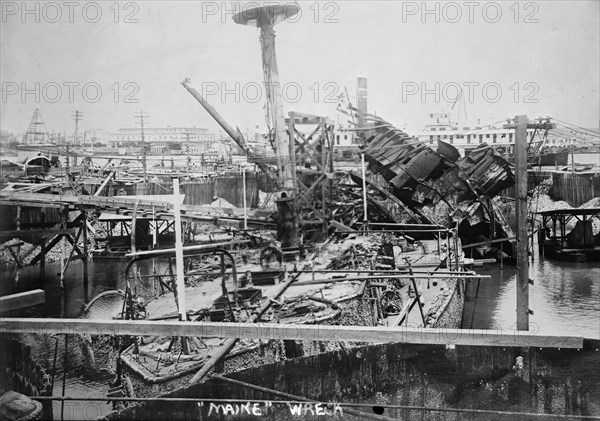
top-left (1, 0), bottom-right (598, 137)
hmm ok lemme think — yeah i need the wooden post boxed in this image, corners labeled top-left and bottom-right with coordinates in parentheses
top-left (446, 234), bottom-right (452, 270)
top-left (242, 168), bottom-right (248, 230)
top-left (39, 237), bottom-right (46, 285)
top-left (530, 215), bottom-right (535, 262)
top-left (453, 226), bottom-right (460, 270)
top-left (407, 265), bottom-right (426, 327)
top-left (514, 115), bottom-right (529, 331)
top-left (60, 208), bottom-right (67, 288)
top-left (321, 120), bottom-right (328, 236)
top-left (15, 206), bottom-right (21, 285)
top-left (82, 212), bottom-right (89, 304)
top-left (361, 153), bottom-right (368, 229)
top-left (173, 179), bottom-right (187, 321)
top-left (288, 111), bottom-right (296, 193)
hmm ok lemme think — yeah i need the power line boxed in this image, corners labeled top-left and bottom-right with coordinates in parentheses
top-left (550, 117), bottom-right (600, 135)
top-left (552, 125), bottom-right (600, 140)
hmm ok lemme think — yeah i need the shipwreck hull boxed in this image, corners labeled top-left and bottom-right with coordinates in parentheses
top-left (115, 293), bottom-right (377, 399)
top-left (101, 274), bottom-right (465, 412)
top-left (107, 337), bottom-right (600, 421)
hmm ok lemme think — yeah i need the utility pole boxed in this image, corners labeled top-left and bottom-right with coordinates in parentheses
top-left (71, 110), bottom-right (83, 165)
top-left (185, 131), bottom-right (192, 177)
top-left (505, 116), bottom-right (555, 331)
top-left (134, 111), bottom-right (149, 183)
top-left (63, 131), bottom-right (70, 176)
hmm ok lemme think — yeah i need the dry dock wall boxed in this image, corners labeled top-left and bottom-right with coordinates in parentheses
top-left (108, 339), bottom-right (600, 421)
top-left (0, 334), bottom-right (54, 420)
top-left (549, 171), bottom-right (600, 207)
top-left (503, 171), bottom-right (600, 207)
top-left (84, 173), bottom-right (274, 208)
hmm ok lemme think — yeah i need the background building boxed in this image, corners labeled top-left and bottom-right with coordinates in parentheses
top-left (108, 126), bottom-right (217, 154)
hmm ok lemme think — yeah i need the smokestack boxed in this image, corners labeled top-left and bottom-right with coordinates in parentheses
top-left (356, 76), bottom-right (367, 127)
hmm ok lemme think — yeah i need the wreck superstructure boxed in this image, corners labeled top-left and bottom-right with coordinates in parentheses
top-left (350, 109), bottom-right (516, 258)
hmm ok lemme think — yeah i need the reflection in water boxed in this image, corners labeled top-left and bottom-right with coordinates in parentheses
top-left (463, 256), bottom-right (600, 338)
top-left (3, 258), bottom-right (147, 420)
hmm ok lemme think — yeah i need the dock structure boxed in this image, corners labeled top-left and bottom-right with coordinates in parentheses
top-left (0, 194), bottom-right (92, 296)
top-left (0, 186), bottom-right (273, 307)
top-left (537, 207), bottom-right (600, 262)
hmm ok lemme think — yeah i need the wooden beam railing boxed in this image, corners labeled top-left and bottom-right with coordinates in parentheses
top-left (0, 318), bottom-right (583, 349)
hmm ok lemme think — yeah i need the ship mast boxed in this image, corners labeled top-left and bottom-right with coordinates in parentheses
top-left (233, 3), bottom-right (301, 247)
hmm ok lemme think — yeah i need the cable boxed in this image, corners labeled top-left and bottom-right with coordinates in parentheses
top-left (551, 118), bottom-right (600, 135)
top-left (552, 123), bottom-right (600, 139)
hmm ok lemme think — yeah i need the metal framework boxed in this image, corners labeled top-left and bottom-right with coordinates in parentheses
top-left (288, 111), bottom-right (335, 239)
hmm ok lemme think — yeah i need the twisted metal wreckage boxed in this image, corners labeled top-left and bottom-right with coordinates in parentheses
top-left (345, 107), bottom-right (516, 258)
top-left (182, 79), bottom-right (515, 258)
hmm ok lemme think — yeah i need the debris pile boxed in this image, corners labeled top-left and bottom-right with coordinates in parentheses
top-left (343, 110), bottom-right (516, 257)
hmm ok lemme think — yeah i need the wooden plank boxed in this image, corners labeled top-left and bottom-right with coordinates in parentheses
top-left (0, 290), bottom-right (45, 312)
top-left (0, 192), bottom-right (170, 210)
top-left (0, 229), bottom-right (75, 240)
top-left (392, 296), bottom-right (418, 327)
top-left (460, 237), bottom-right (516, 249)
top-left (0, 318), bottom-right (584, 348)
top-left (330, 220), bottom-right (356, 233)
top-left (67, 253), bottom-right (87, 262)
top-left (29, 234), bottom-right (64, 266)
top-left (94, 171), bottom-right (114, 196)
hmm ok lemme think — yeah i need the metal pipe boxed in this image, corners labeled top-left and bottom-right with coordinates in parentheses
top-left (369, 222), bottom-right (445, 228)
top-left (124, 240), bottom-right (250, 258)
top-left (134, 269), bottom-right (477, 280)
top-left (286, 269), bottom-right (477, 275)
top-left (292, 274), bottom-right (489, 287)
top-left (352, 229), bottom-right (451, 233)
